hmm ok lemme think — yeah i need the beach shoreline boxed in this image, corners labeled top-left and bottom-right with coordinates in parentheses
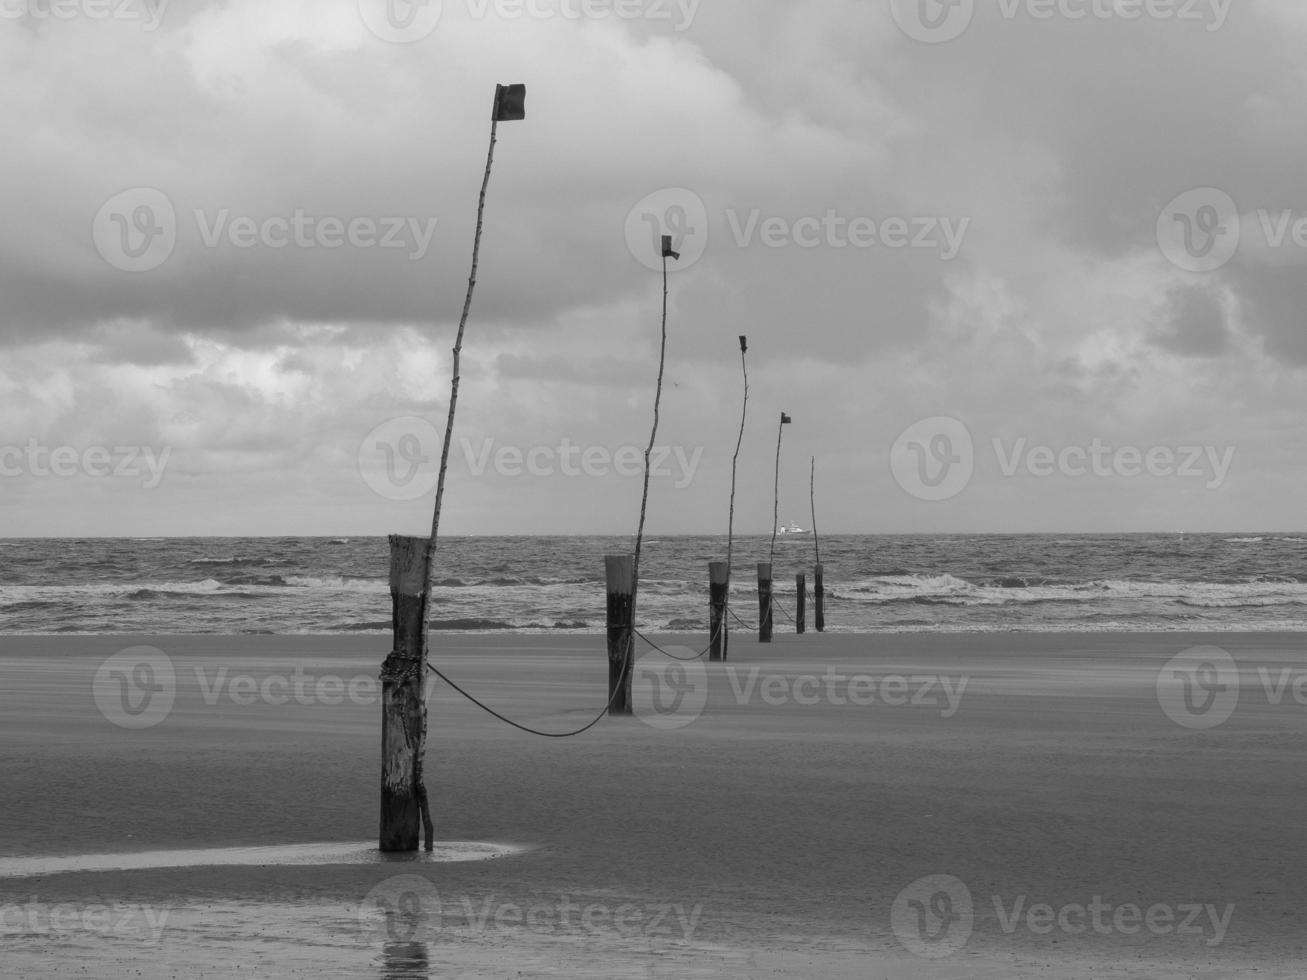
top-left (2, 630), bottom-right (1304, 977)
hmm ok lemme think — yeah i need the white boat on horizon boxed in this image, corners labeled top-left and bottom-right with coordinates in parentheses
top-left (776, 521), bottom-right (809, 535)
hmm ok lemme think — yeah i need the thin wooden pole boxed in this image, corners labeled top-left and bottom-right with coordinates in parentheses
top-left (810, 456), bottom-right (821, 567)
top-left (605, 556), bottom-right (635, 715)
top-left (631, 239), bottom-right (675, 619)
top-left (769, 415), bottom-right (783, 569)
top-left (724, 336), bottom-right (749, 661)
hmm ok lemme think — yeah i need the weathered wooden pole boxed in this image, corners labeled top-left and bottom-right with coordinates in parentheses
top-left (796, 573), bottom-right (806, 635)
top-left (814, 563), bottom-right (825, 633)
top-left (709, 560), bottom-right (728, 662)
top-left (606, 555), bottom-right (634, 715)
top-left (380, 535), bottom-right (431, 852)
top-left (758, 561), bottom-right (773, 643)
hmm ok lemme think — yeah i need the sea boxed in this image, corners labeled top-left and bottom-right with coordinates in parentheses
top-left (4, 533), bottom-right (1307, 635)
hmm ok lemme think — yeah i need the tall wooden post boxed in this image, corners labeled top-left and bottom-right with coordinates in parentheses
top-left (758, 562), bottom-right (773, 643)
top-left (606, 556), bottom-right (634, 715)
top-left (814, 563), bottom-right (825, 632)
top-left (796, 573), bottom-right (806, 635)
top-left (709, 561), bottom-right (728, 662)
top-left (381, 535), bottom-right (430, 852)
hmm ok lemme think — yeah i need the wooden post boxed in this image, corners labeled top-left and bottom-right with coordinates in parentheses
top-left (381, 535), bottom-right (430, 852)
top-left (606, 556), bottom-right (634, 715)
top-left (709, 561), bottom-right (728, 662)
top-left (758, 562), bottom-right (773, 643)
top-left (814, 563), bottom-right (825, 633)
top-left (796, 573), bottom-right (806, 635)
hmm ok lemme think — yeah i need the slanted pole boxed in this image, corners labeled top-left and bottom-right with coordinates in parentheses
top-left (606, 556), bottom-right (634, 715)
top-left (758, 561), bottom-right (773, 643)
top-left (380, 535), bottom-right (430, 852)
top-left (709, 561), bottom-right (728, 662)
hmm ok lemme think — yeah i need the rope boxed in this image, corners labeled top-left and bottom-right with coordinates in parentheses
top-left (632, 620), bottom-right (722, 662)
top-left (425, 651), bottom-right (629, 739)
top-left (727, 605), bottom-right (758, 631)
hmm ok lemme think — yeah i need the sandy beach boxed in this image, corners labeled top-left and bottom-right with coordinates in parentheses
top-left (1, 630), bottom-right (1304, 978)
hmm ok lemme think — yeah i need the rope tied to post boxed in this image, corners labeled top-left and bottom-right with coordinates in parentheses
top-left (425, 644), bottom-right (633, 739)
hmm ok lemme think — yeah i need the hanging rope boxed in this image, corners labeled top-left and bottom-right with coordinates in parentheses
top-left (632, 620), bottom-right (722, 662)
top-left (425, 648), bottom-right (630, 739)
top-left (727, 605), bottom-right (758, 631)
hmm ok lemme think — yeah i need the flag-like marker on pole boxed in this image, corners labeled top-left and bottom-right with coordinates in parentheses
top-left (385, 82), bottom-right (525, 853)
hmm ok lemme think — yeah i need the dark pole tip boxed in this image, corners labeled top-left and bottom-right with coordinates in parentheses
top-left (738, 335), bottom-right (747, 352)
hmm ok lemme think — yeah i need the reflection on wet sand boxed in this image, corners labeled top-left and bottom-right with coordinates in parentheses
top-left (381, 939), bottom-right (430, 979)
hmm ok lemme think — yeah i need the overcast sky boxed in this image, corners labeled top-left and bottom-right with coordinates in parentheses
top-left (3, 0), bottom-right (1307, 536)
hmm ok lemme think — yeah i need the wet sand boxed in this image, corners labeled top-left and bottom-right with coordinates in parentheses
top-left (1, 631), bottom-right (1305, 978)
